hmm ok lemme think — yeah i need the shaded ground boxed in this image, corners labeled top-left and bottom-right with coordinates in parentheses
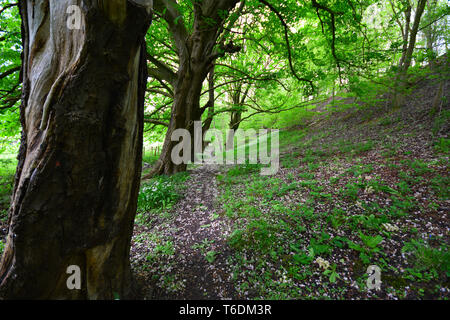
top-left (131, 71), bottom-right (449, 300)
top-left (131, 164), bottom-right (239, 299)
top-left (0, 66), bottom-right (448, 300)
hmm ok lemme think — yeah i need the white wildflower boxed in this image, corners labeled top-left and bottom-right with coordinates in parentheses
top-left (365, 185), bottom-right (375, 194)
top-left (382, 223), bottom-right (399, 232)
top-left (356, 201), bottom-right (364, 209)
top-left (314, 257), bottom-right (330, 270)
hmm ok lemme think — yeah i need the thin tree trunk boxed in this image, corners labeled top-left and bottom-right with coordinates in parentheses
top-left (146, 68), bottom-right (206, 177)
top-left (398, 4), bottom-right (412, 69)
top-left (226, 82), bottom-right (249, 150)
top-left (201, 67), bottom-right (216, 152)
top-left (393, 0), bottom-right (427, 108)
top-left (0, 0), bottom-right (152, 299)
top-left (400, 0), bottom-right (428, 75)
top-left (144, 0), bottom-right (240, 178)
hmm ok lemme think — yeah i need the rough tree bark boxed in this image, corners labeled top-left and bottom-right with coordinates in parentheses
top-left (0, 0), bottom-right (152, 299)
top-left (145, 0), bottom-right (240, 177)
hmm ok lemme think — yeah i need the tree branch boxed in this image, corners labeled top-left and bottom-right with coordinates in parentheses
top-left (144, 118), bottom-right (170, 127)
top-left (147, 52), bottom-right (177, 86)
top-left (0, 2), bottom-right (17, 16)
top-left (0, 66), bottom-right (20, 80)
top-left (258, 0), bottom-right (314, 92)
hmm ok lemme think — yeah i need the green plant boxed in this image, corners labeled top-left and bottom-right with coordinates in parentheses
top-left (138, 173), bottom-right (188, 212)
top-left (308, 233), bottom-right (333, 257)
top-left (367, 180), bottom-right (399, 195)
top-left (298, 172), bottom-right (315, 180)
top-left (432, 110), bottom-right (450, 138)
top-left (430, 175), bottom-right (450, 199)
top-left (0, 158), bottom-right (16, 211)
top-left (227, 163), bottom-right (261, 176)
top-left (0, 240), bottom-right (4, 257)
top-left (292, 252), bottom-right (313, 265)
top-left (297, 204), bottom-right (315, 221)
top-left (205, 250), bottom-right (217, 263)
top-left (402, 239), bottom-right (450, 278)
top-left (353, 141), bottom-right (374, 155)
top-left (327, 208), bottom-right (347, 229)
top-left (228, 229), bottom-right (245, 249)
top-left (349, 214), bottom-right (386, 231)
top-left (277, 182), bottom-right (298, 197)
top-left (433, 138), bottom-right (449, 154)
top-left (346, 164), bottom-right (374, 177)
top-left (396, 181), bottom-right (411, 195)
top-left (0, 209), bottom-right (7, 223)
top-left (340, 182), bottom-right (363, 201)
top-left (228, 219), bottom-right (278, 253)
top-left (323, 263), bottom-right (340, 283)
top-left (192, 238), bottom-right (214, 254)
top-left (359, 231), bottom-right (383, 249)
top-left (146, 241), bottom-right (175, 262)
top-left (403, 159), bottom-right (433, 176)
top-left (347, 232), bottom-right (384, 264)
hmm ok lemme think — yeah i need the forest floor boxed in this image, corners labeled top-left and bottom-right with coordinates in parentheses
top-left (0, 69), bottom-right (448, 300)
top-left (131, 71), bottom-right (449, 300)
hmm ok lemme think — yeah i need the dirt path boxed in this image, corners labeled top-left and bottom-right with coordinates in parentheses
top-left (171, 164), bottom-right (235, 299)
top-left (133, 164), bottom-right (237, 300)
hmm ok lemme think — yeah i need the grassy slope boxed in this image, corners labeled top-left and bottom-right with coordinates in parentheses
top-left (131, 70), bottom-right (449, 300)
top-left (213, 72), bottom-right (449, 299)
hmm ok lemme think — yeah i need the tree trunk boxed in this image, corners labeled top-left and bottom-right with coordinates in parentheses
top-left (392, 0), bottom-right (427, 108)
top-left (226, 82), bottom-right (249, 150)
top-left (399, 0), bottom-right (428, 75)
top-left (145, 0), bottom-right (240, 177)
top-left (423, 0), bottom-right (437, 71)
top-left (0, 0), bottom-right (152, 299)
top-left (398, 4), bottom-right (411, 70)
top-left (147, 65), bottom-right (207, 176)
top-left (202, 67), bottom-right (216, 137)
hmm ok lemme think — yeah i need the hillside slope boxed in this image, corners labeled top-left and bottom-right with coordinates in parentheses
top-left (132, 67), bottom-right (449, 300)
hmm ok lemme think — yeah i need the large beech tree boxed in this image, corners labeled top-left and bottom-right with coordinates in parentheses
top-left (0, 0), bottom-right (152, 299)
top-left (143, 0), bottom-right (373, 177)
top-left (144, 0), bottom-right (241, 177)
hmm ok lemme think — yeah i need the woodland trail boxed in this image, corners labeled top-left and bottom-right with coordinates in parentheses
top-left (170, 164), bottom-right (235, 299)
top-left (133, 164), bottom-right (238, 300)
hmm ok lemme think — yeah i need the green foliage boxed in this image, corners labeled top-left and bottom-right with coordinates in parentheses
top-left (347, 232), bottom-right (384, 264)
top-left (0, 157), bottom-right (16, 211)
top-left (0, 1), bottom-right (22, 146)
top-left (205, 250), bottom-right (217, 263)
top-left (0, 0), bottom-right (449, 300)
top-left (142, 152), bottom-right (160, 166)
top-left (308, 234), bottom-right (332, 258)
top-left (228, 219), bottom-right (278, 253)
top-left (433, 138), bottom-right (449, 154)
top-left (432, 108), bottom-right (450, 139)
top-left (137, 173), bottom-right (188, 212)
top-left (359, 231), bottom-right (383, 249)
top-left (146, 241), bottom-right (175, 262)
top-left (340, 182), bottom-right (364, 201)
top-left (402, 239), bottom-right (450, 278)
top-left (227, 163), bottom-right (261, 176)
top-left (323, 263), bottom-right (340, 283)
top-left (0, 240), bottom-right (4, 257)
top-left (403, 159), bottom-right (434, 176)
top-left (430, 175), bottom-right (450, 199)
